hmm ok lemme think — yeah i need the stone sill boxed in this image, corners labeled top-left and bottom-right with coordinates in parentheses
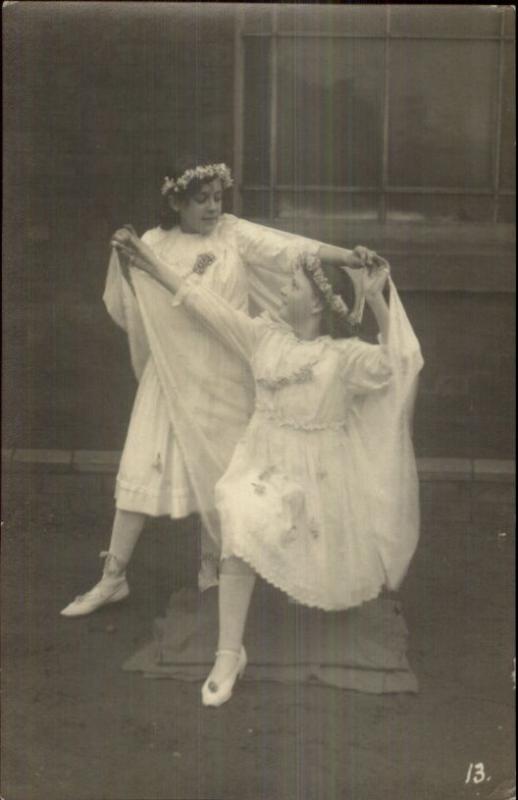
top-left (2, 449), bottom-right (515, 484)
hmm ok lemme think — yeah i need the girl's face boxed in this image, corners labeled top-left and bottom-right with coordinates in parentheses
top-left (170, 178), bottom-right (223, 235)
top-left (278, 265), bottom-right (323, 326)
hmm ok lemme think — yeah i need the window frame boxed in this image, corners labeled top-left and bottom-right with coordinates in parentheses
top-left (233, 6), bottom-right (515, 225)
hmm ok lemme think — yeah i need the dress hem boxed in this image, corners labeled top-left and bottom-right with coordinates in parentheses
top-left (115, 478), bottom-right (199, 520)
top-left (221, 541), bottom-right (385, 613)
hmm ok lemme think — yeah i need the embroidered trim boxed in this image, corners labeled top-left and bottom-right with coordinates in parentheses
top-left (256, 361), bottom-right (317, 390)
top-left (219, 534), bottom-right (385, 611)
top-left (255, 406), bottom-right (347, 432)
top-left (192, 252), bottom-right (217, 275)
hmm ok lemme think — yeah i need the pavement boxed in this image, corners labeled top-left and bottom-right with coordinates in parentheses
top-left (1, 465), bottom-right (515, 800)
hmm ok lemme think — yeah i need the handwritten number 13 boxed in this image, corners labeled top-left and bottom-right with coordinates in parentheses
top-left (465, 763), bottom-right (487, 784)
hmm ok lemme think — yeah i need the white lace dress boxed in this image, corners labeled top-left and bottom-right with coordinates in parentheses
top-left (175, 276), bottom-right (403, 611)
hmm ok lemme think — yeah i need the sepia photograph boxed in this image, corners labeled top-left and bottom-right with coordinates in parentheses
top-left (2, 3), bottom-right (516, 799)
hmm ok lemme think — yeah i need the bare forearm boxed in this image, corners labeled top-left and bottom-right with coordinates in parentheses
top-left (317, 244), bottom-right (363, 269)
top-left (367, 294), bottom-right (390, 343)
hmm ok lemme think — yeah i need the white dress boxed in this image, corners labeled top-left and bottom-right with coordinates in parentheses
top-left (106, 214), bottom-right (322, 517)
top-left (172, 276), bottom-right (423, 611)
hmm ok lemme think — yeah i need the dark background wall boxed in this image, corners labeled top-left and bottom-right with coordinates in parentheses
top-left (3, 3), bottom-right (515, 458)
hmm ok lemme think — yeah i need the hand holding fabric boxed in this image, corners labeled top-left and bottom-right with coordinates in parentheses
top-left (111, 228), bottom-right (159, 277)
top-left (362, 262), bottom-right (391, 301)
top-left (352, 246), bottom-right (390, 273)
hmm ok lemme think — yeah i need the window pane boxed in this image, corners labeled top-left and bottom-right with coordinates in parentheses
top-left (242, 5), bottom-right (272, 34)
top-left (500, 43), bottom-right (516, 191)
top-left (243, 38), bottom-right (271, 185)
top-left (276, 191), bottom-right (379, 221)
top-left (242, 190), bottom-right (271, 219)
top-left (390, 6), bottom-right (501, 38)
top-left (497, 196), bottom-right (516, 223)
top-left (278, 6), bottom-right (386, 35)
top-left (503, 7), bottom-right (515, 38)
top-left (386, 193), bottom-right (494, 223)
top-left (388, 41), bottom-right (499, 188)
top-left (277, 39), bottom-right (384, 187)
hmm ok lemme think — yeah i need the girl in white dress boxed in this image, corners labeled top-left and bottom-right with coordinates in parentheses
top-left (61, 157), bottom-right (387, 618)
top-left (110, 228), bottom-right (423, 707)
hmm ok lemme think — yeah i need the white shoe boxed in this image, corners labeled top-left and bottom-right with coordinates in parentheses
top-left (60, 575), bottom-right (129, 617)
top-left (198, 557), bottom-right (219, 593)
top-left (201, 647), bottom-right (247, 707)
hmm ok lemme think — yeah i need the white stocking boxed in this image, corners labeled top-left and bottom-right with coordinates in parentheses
top-left (207, 557), bottom-right (256, 685)
top-left (103, 509), bottom-right (147, 576)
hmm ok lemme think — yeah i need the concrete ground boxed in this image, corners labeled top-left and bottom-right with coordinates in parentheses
top-left (1, 474), bottom-right (515, 800)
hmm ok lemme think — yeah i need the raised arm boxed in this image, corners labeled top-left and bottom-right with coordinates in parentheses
top-left (335, 264), bottom-right (392, 395)
top-left (112, 227), bottom-right (183, 293)
top-left (230, 214), bottom-right (385, 272)
top-left (362, 262), bottom-right (391, 343)
top-left (318, 243), bottom-right (384, 271)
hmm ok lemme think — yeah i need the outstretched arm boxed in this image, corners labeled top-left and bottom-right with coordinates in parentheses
top-left (233, 216), bottom-right (387, 273)
top-left (317, 243), bottom-right (385, 271)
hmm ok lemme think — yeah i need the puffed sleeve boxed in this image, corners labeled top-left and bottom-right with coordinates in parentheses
top-left (227, 214), bottom-right (321, 274)
top-left (337, 338), bottom-right (393, 395)
top-left (170, 273), bottom-right (263, 362)
top-left (141, 227), bottom-right (163, 246)
top-left (218, 214), bottom-right (323, 317)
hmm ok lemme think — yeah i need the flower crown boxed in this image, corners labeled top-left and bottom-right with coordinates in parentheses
top-left (161, 163), bottom-right (233, 196)
top-left (299, 253), bottom-right (361, 326)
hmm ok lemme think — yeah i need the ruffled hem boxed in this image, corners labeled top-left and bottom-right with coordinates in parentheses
top-left (222, 540), bottom-right (385, 613)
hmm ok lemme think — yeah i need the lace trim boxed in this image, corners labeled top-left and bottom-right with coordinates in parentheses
top-left (256, 360), bottom-right (317, 390)
top-left (221, 539), bottom-right (384, 612)
top-left (255, 406), bottom-right (347, 432)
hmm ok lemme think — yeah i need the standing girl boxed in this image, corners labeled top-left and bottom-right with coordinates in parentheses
top-left (61, 156), bottom-right (387, 618)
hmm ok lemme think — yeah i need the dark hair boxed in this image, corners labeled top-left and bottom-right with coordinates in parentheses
top-left (159, 153), bottom-right (225, 230)
top-left (303, 262), bottom-right (359, 339)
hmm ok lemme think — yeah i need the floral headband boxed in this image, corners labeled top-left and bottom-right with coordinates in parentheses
top-left (299, 253), bottom-right (361, 326)
top-left (161, 163), bottom-right (233, 196)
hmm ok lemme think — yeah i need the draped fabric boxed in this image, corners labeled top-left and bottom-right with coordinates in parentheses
top-left (103, 215), bottom-right (331, 535)
top-left (103, 219), bottom-right (422, 589)
top-left (232, 216), bottom-right (366, 324)
top-left (344, 279), bottom-right (424, 589)
top-left (105, 255), bottom-right (253, 546)
top-left (104, 249), bottom-right (150, 381)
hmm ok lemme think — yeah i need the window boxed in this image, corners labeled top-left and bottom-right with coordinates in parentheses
top-left (236, 5), bottom-right (515, 225)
